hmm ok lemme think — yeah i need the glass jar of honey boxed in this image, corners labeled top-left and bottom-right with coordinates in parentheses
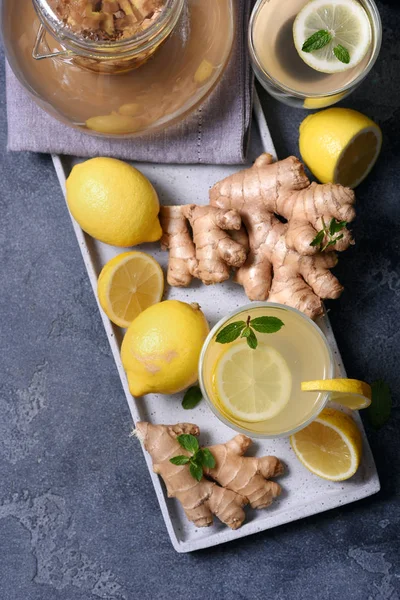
top-left (2, 0), bottom-right (235, 137)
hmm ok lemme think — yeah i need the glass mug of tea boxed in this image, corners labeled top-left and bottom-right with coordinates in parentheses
top-left (199, 303), bottom-right (336, 438)
top-left (249, 0), bottom-right (382, 109)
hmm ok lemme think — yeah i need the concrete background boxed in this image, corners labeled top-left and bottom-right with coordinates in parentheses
top-left (0, 1), bottom-right (399, 598)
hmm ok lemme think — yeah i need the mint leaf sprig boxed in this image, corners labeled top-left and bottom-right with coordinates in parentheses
top-left (310, 217), bottom-right (348, 252)
top-left (302, 30), bottom-right (351, 65)
top-left (216, 315), bottom-right (284, 350)
top-left (169, 434), bottom-right (216, 481)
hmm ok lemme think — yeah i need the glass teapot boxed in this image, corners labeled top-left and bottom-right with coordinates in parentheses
top-left (1, 0), bottom-right (235, 137)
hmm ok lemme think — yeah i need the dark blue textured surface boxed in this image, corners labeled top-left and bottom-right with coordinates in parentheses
top-left (0, 1), bottom-right (399, 597)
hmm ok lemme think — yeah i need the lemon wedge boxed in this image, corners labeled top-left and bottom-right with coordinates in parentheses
top-left (299, 108), bottom-right (382, 188)
top-left (214, 342), bottom-right (292, 422)
top-left (301, 378), bottom-right (372, 409)
top-left (293, 0), bottom-right (372, 74)
top-left (290, 407), bottom-right (362, 481)
top-left (97, 252), bottom-right (164, 328)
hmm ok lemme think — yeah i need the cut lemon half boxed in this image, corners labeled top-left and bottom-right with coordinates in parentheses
top-left (214, 342), bottom-right (292, 422)
top-left (301, 378), bottom-right (371, 409)
top-left (299, 108), bottom-right (382, 188)
top-left (290, 407), bottom-right (362, 481)
top-left (97, 251), bottom-right (164, 328)
top-left (293, 0), bottom-right (372, 74)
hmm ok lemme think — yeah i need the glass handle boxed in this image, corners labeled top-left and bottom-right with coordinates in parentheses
top-left (32, 24), bottom-right (72, 60)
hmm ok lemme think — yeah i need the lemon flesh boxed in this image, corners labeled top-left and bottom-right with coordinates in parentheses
top-left (301, 378), bottom-right (371, 409)
top-left (214, 342), bottom-right (292, 422)
top-left (299, 107), bottom-right (382, 188)
top-left (66, 157), bottom-right (162, 247)
top-left (121, 300), bottom-right (209, 397)
top-left (97, 252), bottom-right (164, 328)
top-left (293, 0), bottom-right (372, 74)
top-left (290, 407), bottom-right (362, 481)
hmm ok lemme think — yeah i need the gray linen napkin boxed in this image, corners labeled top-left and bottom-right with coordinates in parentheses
top-left (6, 0), bottom-right (253, 164)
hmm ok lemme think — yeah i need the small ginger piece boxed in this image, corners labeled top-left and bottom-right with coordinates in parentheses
top-left (160, 205), bottom-right (248, 287)
top-left (135, 422), bottom-right (283, 529)
top-left (205, 433), bottom-right (283, 509)
top-left (160, 206), bottom-right (198, 287)
top-left (182, 205), bottom-right (247, 285)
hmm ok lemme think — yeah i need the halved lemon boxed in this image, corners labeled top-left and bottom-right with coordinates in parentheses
top-left (290, 407), bottom-right (362, 481)
top-left (214, 341), bottom-right (292, 422)
top-left (97, 251), bottom-right (164, 328)
top-left (293, 0), bottom-right (372, 74)
top-left (301, 378), bottom-right (372, 409)
top-left (299, 108), bottom-right (382, 188)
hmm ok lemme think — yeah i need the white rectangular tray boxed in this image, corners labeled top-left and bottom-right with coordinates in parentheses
top-left (52, 94), bottom-right (380, 553)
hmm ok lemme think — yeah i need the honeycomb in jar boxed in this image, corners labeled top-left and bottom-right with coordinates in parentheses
top-left (47, 0), bottom-right (167, 41)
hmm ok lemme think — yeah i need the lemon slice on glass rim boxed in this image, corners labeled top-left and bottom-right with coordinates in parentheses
top-left (293, 0), bottom-right (372, 74)
top-left (213, 341), bottom-right (292, 422)
top-left (301, 378), bottom-right (372, 409)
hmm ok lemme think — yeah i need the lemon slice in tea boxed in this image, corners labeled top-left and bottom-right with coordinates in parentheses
top-left (214, 341), bottom-right (292, 422)
top-left (293, 0), bottom-right (372, 74)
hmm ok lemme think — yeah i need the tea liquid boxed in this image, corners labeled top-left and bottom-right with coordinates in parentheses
top-left (253, 0), bottom-right (374, 95)
top-left (202, 306), bottom-right (333, 437)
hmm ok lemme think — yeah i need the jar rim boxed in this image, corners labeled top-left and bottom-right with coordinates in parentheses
top-left (32, 0), bottom-right (184, 56)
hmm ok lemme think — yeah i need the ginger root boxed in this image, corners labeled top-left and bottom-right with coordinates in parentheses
top-left (209, 154), bottom-right (355, 318)
top-left (159, 206), bottom-right (198, 287)
top-left (159, 154), bottom-right (356, 319)
top-left (210, 154), bottom-right (355, 256)
top-left (160, 205), bottom-right (247, 286)
top-left (135, 422), bottom-right (283, 529)
top-left (49, 0), bottom-right (165, 40)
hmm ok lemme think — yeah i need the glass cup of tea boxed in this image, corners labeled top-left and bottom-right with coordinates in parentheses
top-left (199, 303), bottom-right (335, 439)
top-left (248, 0), bottom-right (382, 109)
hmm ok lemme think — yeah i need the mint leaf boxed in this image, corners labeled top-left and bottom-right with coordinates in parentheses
top-left (246, 329), bottom-right (258, 350)
top-left (169, 455), bottom-right (190, 466)
top-left (241, 326), bottom-right (252, 338)
top-left (250, 316), bottom-right (284, 334)
top-left (182, 385), bottom-right (202, 410)
top-left (334, 44), bottom-right (350, 64)
top-left (189, 461), bottom-right (203, 482)
top-left (368, 380), bottom-right (392, 430)
top-left (177, 434), bottom-right (199, 454)
top-left (216, 321), bottom-right (246, 344)
top-left (198, 448), bottom-right (216, 469)
top-left (324, 239), bottom-right (338, 250)
top-left (310, 229), bottom-right (325, 248)
top-left (329, 218), bottom-right (347, 236)
top-left (302, 30), bottom-right (332, 53)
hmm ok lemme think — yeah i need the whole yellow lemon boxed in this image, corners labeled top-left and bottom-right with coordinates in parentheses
top-left (299, 108), bottom-right (382, 188)
top-left (66, 157), bottom-right (162, 246)
top-left (121, 300), bottom-right (209, 396)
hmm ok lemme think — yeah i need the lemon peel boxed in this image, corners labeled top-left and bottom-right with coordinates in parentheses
top-left (290, 407), bottom-right (362, 481)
